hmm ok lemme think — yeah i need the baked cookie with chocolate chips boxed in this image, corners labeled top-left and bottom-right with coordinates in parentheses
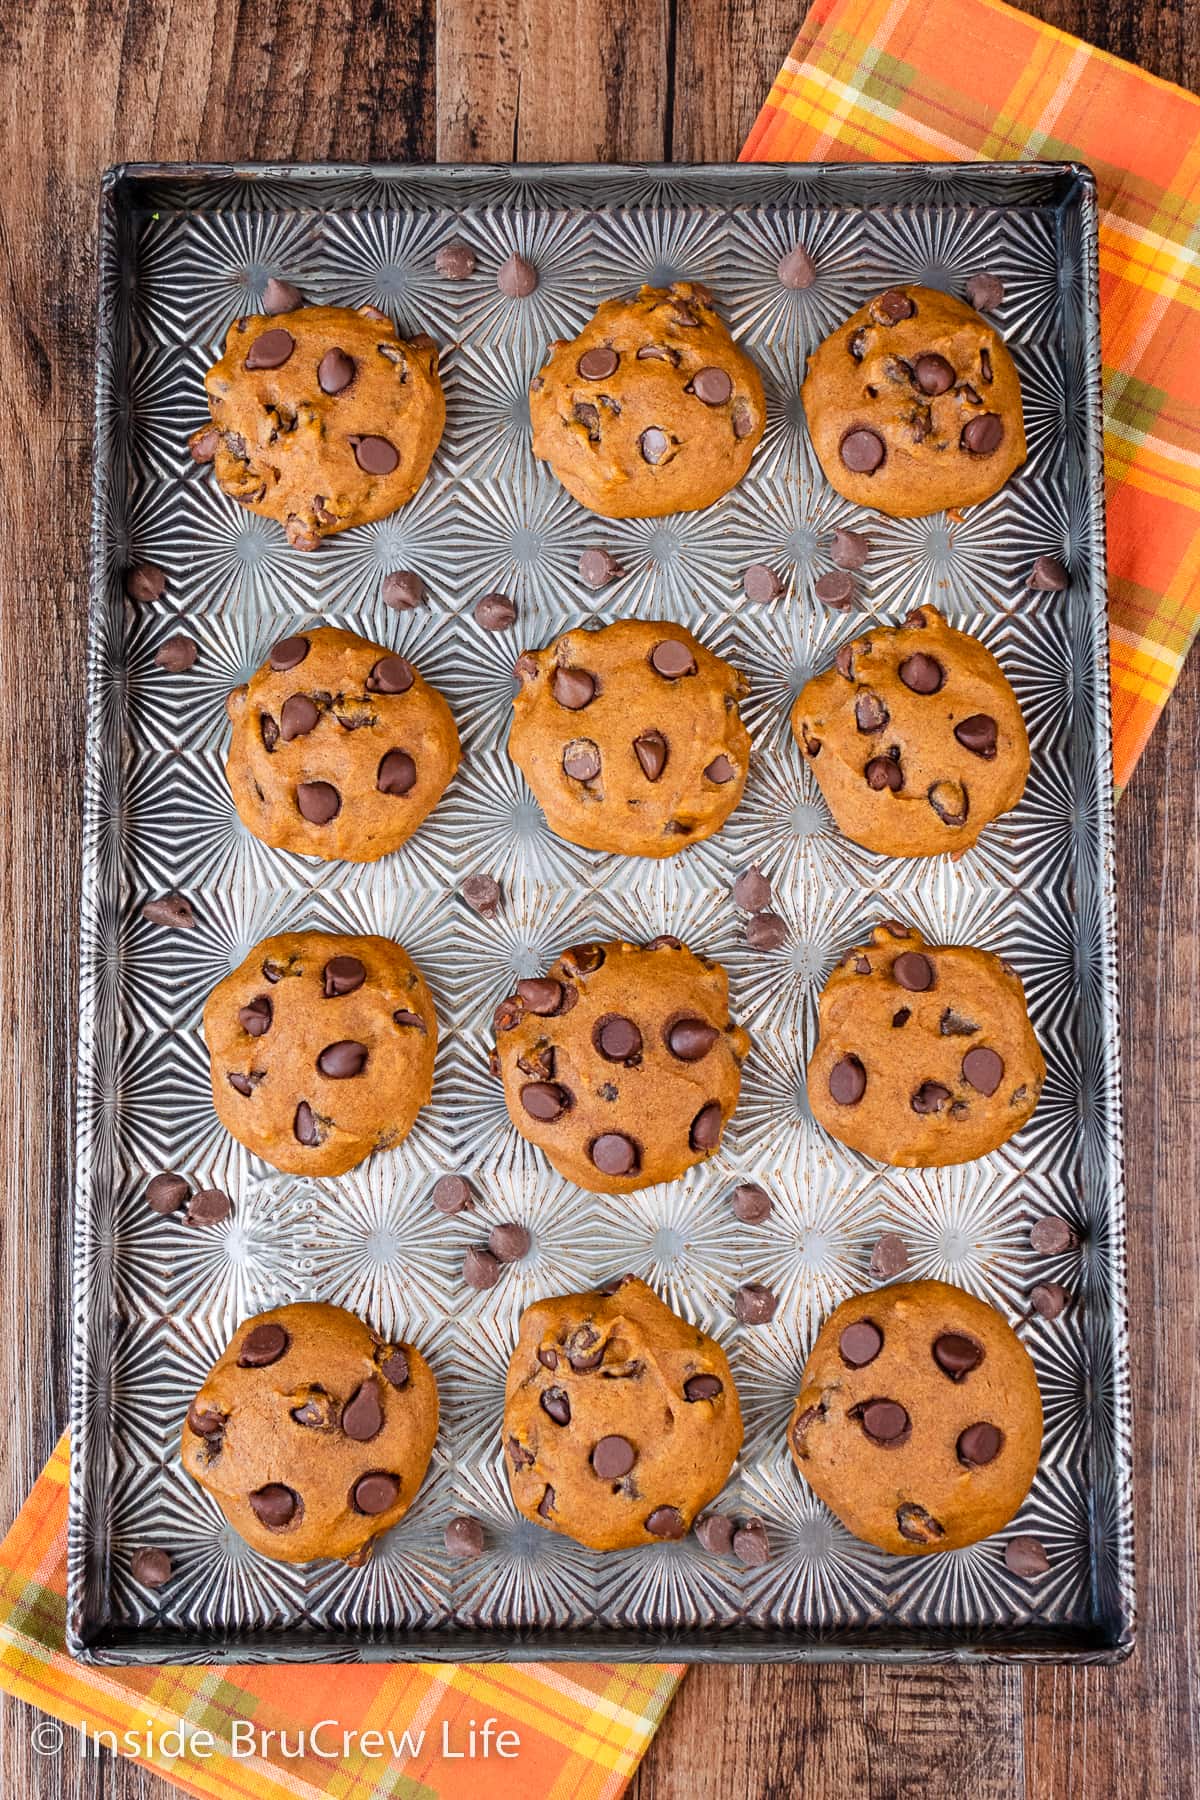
top-left (189, 305), bottom-right (444, 548)
top-left (226, 626), bottom-right (460, 863)
top-left (802, 286), bottom-right (1025, 518)
top-left (807, 921), bottom-right (1044, 1167)
top-left (792, 605), bottom-right (1029, 858)
top-left (182, 1302), bottom-right (438, 1564)
top-left (508, 620), bottom-right (751, 857)
top-left (789, 1280), bottom-right (1042, 1555)
top-left (491, 938), bottom-right (750, 1193)
top-left (529, 282), bottom-right (765, 517)
top-left (203, 930), bottom-right (437, 1176)
top-left (503, 1276), bottom-right (743, 1551)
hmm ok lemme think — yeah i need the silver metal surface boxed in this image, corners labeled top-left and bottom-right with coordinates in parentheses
top-left (69, 161), bottom-right (1130, 1664)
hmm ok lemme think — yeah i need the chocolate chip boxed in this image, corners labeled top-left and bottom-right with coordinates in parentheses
top-left (245, 328), bottom-right (295, 371)
top-left (873, 288), bottom-right (914, 323)
top-left (367, 655), bottom-right (414, 696)
top-left (839, 1320), bottom-right (883, 1367)
top-left (432, 1174), bottom-right (473, 1214)
top-left (520, 1082), bottom-right (570, 1121)
top-left (317, 347), bottom-right (355, 394)
top-left (911, 1080), bottom-right (952, 1115)
top-left (777, 244), bottom-right (816, 289)
top-left (351, 435), bottom-right (399, 474)
top-left (186, 1188), bottom-right (231, 1227)
top-left (734, 1283), bottom-right (778, 1325)
top-left (690, 1102), bottom-right (723, 1150)
top-left (732, 1519), bottom-right (770, 1566)
top-left (125, 562), bottom-right (166, 602)
top-left (445, 1515), bottom-right (486, 1559)
top-left (639, 427), bottom-right (670, 464)
top-left (537, 1347), bottom-right (559, 1371)
top-left (1028, 554), bottom-right (1069, 591)
top-left (392, 1006), bottom-right (424, 1030)
top-left (731, 1183), bottom-right (772, 1223)
top-left (1031, 1281), bottom-right (1069, 1320)
top-left (828, 528), bottom-right (869, 573)
top-left (897, 1503), bottom-right (945, 1545)
top-left (683, 1374), bottom-right (723, 1402)
top-left (859, 1399), bottom-right (909, 1445)
top-left (742, 562), bottom-right (784, 603)
top-left (1031, 1215), bottom-right (1078, 1255)
top-left (667, 1018), bottom-right (718, 1061)
top-left (829, 1054), bottom-right (866, 1105)
top-left (954, 713), bottom-right (998, 758)
top-left (250, 1484), bottom-right (299, 1527)
top-left (834, 643), bottom-right (857, 679)
top-left (634, 730), bottom-right (668, 781)
top-left (892, 952), bottom-right (934, 992)
top-left (475, 592), bottom-right (517, 631)
top-left (540, 1387), bottom-right (571, 1426)
top-left (297, 780), bottom-right (341, 823)
top-left (262, 276), bottom-right (303, 314)
top-left (380, 571), bottom-right (425, 614)
top-left (341, 1380), bottom-right (384, 1443)
top-left (854, 691), bottom-right (889, 733)
top-left (898, 652), bottom-right (944, 695)
top-left (928, 780), bottom-right (968, 827)
top-left (353, 1472), bottom-right (400, 1515)
top-left (578, 546), bottom-right (622, 588)
top-left (276, 697), bottom-right (319, 747)
top-left (461, 873), bottom-right (502, 919)
top-left (964, 273), bottom-right (1004, 313)
top-left (596, 1015), bottom-right (642, 1061)
top-left (815, 569), bottom-right (854, 610)
top-left (260, 713), bottom-right (279, 751)
top-left (957, 1422), bottom-right (1002, 1467)
top-left (293, 1101), bottom-right (320, 1145)
top-left (913, 353), bottom-right (955, 395)
top-left (705, 754), bottom-right (736, 784)
top-left (961, 413), bottom-right (1004, 454)
top-left (692, 366), bottom-right (733, 405)
top-left (377, 750), bottom-right (417, 796)
top-left (131, 1547), bottom-right (173, 1588)
top-left (187, 1401), bottom-right (224, 1438)
top-left (932, 1333), bottom-right (982, 1378)
top-left (646, 1506), bottom-right (685, 1539)
top-left (323, 955), bottom-right (365, 997)
top-left (227, 1073), bottom-right (256, 1098)
top-left (380, 1349), bottom-right (410, 1388)
top-left (642, 936), bottom-right (679, 953)
top-left (189, 426), bottom-right (219, 464)
top-left (590, 1434), bottom-right (636, 1479)
top-left (578, 345), bottom-right (619, 380)
top-left (574, 400), bottom-right (600, 435)
top-left (239, 1323), bottom-right (289, 1367)
top-left (463, 1245), bottom-right (502, 1291)
top-left (489, 1222), bottom-right (531, 1265)
top-left (1005, 1534), bottom-right (1050, 1577)
top-left (745, 910), bottom-right (787, 951)
top-left (962, 1046), bottom-right (1004, 1095)
top-left (537, 1485), bottom-right (555, 1517)
top-left (840, 428), bottom-right (886, 473)
top-left (146, 1172), bottom-right (189, 1214)
top-left (732, 866), bottom-right (771, 910)
top-left (869, 1233), bottom-right (910, 1279)
top-left (517, 977), bottom-right (564, 1016)
top-left (563, 738), bottom-right (601, 781)
top-left (436, 239), bottom-right (476, 280)
top-left (154, 633), bottom-right (198, 672)
top-left (317, 1039), bottom-right (368, 1079)
top-left (694, 1513), bottom-right (735, 1554)
top-left (269, 635), bottom-right (310, 672)
top-left (498, 252), bottom-right (537, 297)
top-left (591, 1133), bottom-right (639, 1176)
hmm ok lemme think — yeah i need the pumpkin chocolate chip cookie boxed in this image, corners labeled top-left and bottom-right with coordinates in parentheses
top-left (789, 1280), bottom-right (1042, 1554)
top-left (189, 305), bottom-right (445, 548)
top-left (203, 930), bottom-right (437, 1177)
top-left (182, 1302), bottom-right (438, 1564)
top-left (529, 282), bottom-right (766, 517)
top-left (225, 626), bottom-right (460, 864)
top-left (802, 285), bottom-right (1026, 517)
top-left (807, 921), bottom-right (1044, 1167)
top-left (490, 938), bottom-right (751, 1193)
top-left (792, 605), bottom-right (1029, 858)
top-left (503, 1276), bottom-right (743, 1551)
top-left (508, 619), bottom-right (751, 858)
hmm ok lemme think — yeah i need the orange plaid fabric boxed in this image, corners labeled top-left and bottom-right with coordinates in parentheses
top-left (743, 0), bottom-right (1200, 790)
top-left (0, 1437), bottom-right (681, 1799)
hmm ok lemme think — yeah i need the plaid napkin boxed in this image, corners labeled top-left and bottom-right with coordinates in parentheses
top-left (743, 0), bottom-right (1200, 790)
top-left (0, 1438), bottom-right (680, 1799)
top-left (3, 6), bottom-right (1198, 1796)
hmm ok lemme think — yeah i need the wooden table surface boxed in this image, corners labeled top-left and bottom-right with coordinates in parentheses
top-left (1, 2), bottom-right (1196, 1796)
